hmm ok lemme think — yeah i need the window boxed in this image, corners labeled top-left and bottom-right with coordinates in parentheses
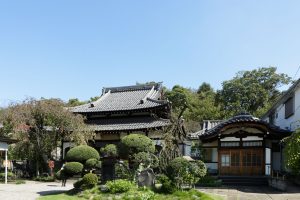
top-left (285, 97), bottom-right (294, 119)
top-left (202, 148), bottom-right (213, 162)
top-left (221, 141), bottom-right (240, 147)
top-left (269, 112), bottom-right (275, 125)
top-left (221, 154), bottom-right (230, 167)
top-left (242, 152), bottom-right (262, 167)
top-left (242, 141), bottom-right (262, 147)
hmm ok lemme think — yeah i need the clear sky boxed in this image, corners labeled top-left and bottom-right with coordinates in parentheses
top-left (0, 0), bottom-right (300, 107)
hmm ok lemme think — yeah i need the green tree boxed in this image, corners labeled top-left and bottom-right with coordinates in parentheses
top-left (88, 96), bottom-right (100, 102)
top-left (191, 82), bottom-right (223, 123)
top-left (66, 96), bottom-right (100, 107)
top-left (284, 129), bottom-right (300, 176)
top-left (217, 67), bottom-right (291, 117)
top-left (165, 84), bottom-right (223, 132)
top-left (100, 144), bottom-right (118, 157)
top-left (118, 134), bottom-right (158, 179)
top-left (66, 98), bottom-right (86, 107)
top-left (197, 82), bottom-right (215, 96)
top-left (166, 157), bottom-right (206, 189)
top-left (0, 98), bottom-right (93, 176)
top-left (165, 85), bottom-right (191, 114)
top-left (119, 134), bottom-right (155, 158)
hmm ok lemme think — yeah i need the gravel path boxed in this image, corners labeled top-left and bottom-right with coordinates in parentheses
top-left (0, 180), bottom-right (74, 200)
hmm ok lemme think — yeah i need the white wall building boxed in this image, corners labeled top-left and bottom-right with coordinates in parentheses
top-left (262, 79), bottom-right (300, 132)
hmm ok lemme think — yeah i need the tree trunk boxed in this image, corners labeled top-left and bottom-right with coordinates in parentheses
top-left (36, 154), bottom-right (40, 177)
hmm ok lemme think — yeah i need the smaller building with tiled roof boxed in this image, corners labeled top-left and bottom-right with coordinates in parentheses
top-left (192, 113), bottom-right (291, 178)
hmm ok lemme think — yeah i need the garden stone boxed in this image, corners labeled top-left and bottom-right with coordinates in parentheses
top-left (137, 168), bottom-right (155, 187)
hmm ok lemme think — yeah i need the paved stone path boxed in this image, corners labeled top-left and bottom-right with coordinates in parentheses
top-left (1, 180), bottom-right (300, 200)
top-left (198, 184), bottom-right (300, 200)
top-left (0, 180), bottom-right (74, 200)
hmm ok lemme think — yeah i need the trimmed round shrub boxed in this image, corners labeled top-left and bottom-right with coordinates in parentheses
top-left (64, 162), bottom-right (84, 176)
top-left (167, 157), bottom-right (190, 179)
top-left (166, 157), bottom-right (207, 188)
top-left (105, 179), bottom-right (135, 194)
top-left (81, 173), bottom-right (98, 188)
top-left (119, 134), bottom-right (155, 157)
top-left (100, 144), bottom-right (118, 157)
top-left (190, 160), bottom-right (207, 178)
top-left (85, 158), bottom-right (101, 169)
top-left (133, 152), bottom-right (149, 165)
top-left (65, 145), bottom-right (100, 163)
top-left (156, 174), bottom-right (176, 194)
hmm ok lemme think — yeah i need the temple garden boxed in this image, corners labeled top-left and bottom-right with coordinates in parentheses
top-left (37, 134), bottom-right (222, 200)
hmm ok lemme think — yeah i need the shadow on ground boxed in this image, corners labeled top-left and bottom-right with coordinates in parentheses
top-left (37, 190), bottom-right (66, 196)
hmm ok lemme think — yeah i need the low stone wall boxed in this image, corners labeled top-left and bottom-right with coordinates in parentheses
top-left (268, 178), bottom-right (287, 191)
top-left (294, 177), bottom-right (300, 186)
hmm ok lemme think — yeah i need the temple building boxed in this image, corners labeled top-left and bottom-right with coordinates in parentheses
top-left (197, 113), bottom-right (291, 178)
top-left (63, 83), bottom-right (171, 158)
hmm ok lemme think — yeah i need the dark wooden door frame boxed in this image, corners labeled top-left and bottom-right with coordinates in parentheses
top-left (218, 148), bottom-right (264, 176)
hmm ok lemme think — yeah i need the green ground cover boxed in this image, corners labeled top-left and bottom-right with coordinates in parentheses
top-left (38, 188), bottom-right (223, 200)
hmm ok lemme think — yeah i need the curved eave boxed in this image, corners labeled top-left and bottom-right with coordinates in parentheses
top-left (86, 117), bottom-right (171, 132)
top-left (73, 103), bottom-right (170, 115)
top-left (199, 121), bottom-right (291, 142)
top-left (94, 126), bottom-right (169, 133)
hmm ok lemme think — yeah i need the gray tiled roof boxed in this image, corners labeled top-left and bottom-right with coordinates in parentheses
top-left (199, 113), bottom-right (291, 141)
top-left (188, 130), bottom-right (205, 140)
top-left (86, 116), bottom-right (171, 131)
top-left (188, 120), bottom-right (224, 139)
top-left (71, 83), bottom-right (168, 113)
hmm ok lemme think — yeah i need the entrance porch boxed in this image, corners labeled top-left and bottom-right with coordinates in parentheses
top-left (219, 148), bottom-right (264, 176)
top-left (198, 113), bottom-right (291, 177)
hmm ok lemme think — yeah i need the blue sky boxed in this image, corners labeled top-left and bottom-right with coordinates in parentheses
top-left (0, 1), bottom-right (300, 106)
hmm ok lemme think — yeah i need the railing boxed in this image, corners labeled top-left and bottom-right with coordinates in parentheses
top-left (271, 170), bottom-right (286, 181)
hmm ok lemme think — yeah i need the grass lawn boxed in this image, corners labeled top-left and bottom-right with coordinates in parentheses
top-left (38, 188), bottom-right (223, 200)
top-left (38, 193), bottom-right (83, 200)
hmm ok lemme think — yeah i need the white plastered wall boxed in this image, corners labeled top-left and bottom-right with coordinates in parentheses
top-left (263, 88), bottom-right (300, 131)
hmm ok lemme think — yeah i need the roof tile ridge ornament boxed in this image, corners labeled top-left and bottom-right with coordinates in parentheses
top-left (104, 83), bottom-right (158, 93)
top-left (90, 90), bottom-right (111, 108)
top-left (140, 86), bottom-right (155, 104)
